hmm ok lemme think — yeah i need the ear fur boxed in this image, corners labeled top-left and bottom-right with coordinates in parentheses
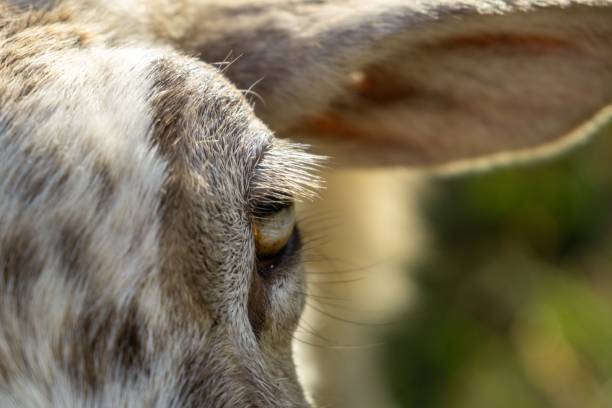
top-left (189, 0), bottom-right (612, 168)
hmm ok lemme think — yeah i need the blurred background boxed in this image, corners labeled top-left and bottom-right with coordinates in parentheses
top-left (297, 124), bottom-right (612, 408)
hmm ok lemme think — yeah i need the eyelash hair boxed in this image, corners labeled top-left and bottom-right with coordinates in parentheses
top-left (249, 140), bottom-right (326, 212)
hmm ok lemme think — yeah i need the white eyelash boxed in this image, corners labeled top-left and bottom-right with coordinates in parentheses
top-left (250, 140), bottom-right (326, 206)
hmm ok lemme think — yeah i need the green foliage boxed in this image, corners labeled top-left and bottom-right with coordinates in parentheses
top-left (382, 125), bottom-right (612, 407)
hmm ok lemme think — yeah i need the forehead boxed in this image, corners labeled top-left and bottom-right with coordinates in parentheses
top-left (148, 56), bottom-right (320, 204)
top-left (7, 35), bottom-right (317, 219)
top-left (0, 3), bottom-right (319, 208)
top-left (145, 54), bottom-right (323, 208)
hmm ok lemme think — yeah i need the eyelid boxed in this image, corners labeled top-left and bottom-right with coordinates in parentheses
top-left (253, 198), bottom-right (293, 218)
top-left (251, 187), bottom-right (294, 217)
top-left (248, 138), bottom-right (322, 215)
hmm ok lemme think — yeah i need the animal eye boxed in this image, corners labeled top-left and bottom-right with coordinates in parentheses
top-left (253, 203), bottom-right (295, 258)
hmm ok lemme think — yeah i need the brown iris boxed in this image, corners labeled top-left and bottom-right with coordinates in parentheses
top-left (253, 204), bottom-right (295, 258)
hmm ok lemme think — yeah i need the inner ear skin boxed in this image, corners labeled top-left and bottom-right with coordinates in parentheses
top-left (331, 32), bottom-right (580, 114)
top-left (349, 66), bottom-right (424, 105)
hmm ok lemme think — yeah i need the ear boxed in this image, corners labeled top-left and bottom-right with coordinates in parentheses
top-left (194, 0), bottom-right (612, 168)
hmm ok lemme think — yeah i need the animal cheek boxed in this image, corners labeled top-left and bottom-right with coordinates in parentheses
top-left (247, 261), bottom-right (306, 343)
top-left (248, 267), bottom-right (269, 339)
top-left (264, 264), bottom-right (307, 340)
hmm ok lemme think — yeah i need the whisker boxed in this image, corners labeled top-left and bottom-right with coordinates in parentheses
top-left (306, 296), bottom-right (395, 317)
top-left (295, 322), bottom-right (332, 343)
top-left (305, 301), bottom-right (392, 327)
top-left (298, 291), bottom-right (352, 303)
top-left (306, 277), bottom-right (366, 285)
top-left (291, 334), bottom-right (385, 350)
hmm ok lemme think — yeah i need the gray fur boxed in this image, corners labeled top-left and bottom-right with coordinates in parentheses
top-left (0, 1), bottom-right (610, 407)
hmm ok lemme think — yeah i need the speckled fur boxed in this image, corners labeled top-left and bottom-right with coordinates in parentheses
top-left (0, 1), bottom-right (610, 407)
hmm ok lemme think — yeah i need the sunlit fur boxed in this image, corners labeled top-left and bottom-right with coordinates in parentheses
top-left (0, 1), bottom-right (611, 407)
top-left (0, 4), bottom-right (320, 406)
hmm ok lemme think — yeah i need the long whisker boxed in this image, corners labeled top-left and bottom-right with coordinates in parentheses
top-left (305, 301), bottom-right (393, 327)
